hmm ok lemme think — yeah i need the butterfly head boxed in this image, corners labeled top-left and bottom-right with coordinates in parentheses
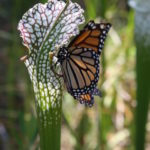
top-left (57, 47), bottom-right (68, 64)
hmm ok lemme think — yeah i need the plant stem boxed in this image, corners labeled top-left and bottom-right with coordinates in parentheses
top-left (133, 2), bottom-right (150, 149)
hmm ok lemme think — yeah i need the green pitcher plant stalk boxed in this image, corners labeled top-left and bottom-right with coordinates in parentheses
top-left (129, 0), bottom-right (150, 149)
top-left (18, 0), bottom-right (85, 149)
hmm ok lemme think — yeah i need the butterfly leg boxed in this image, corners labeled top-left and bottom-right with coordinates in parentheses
top-left (49, 52), bottom-right (63, 77)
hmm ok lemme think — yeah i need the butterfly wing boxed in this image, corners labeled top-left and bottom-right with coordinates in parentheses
top-left (68, 20), bottom-right (111, 55)
top-left (61, 47), bottom-right (100, 95)
top-left (59, 21), bottom-right (111, 106)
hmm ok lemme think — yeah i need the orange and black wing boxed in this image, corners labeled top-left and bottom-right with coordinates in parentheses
top-left (59, 21), bottom-right (111, 106)
top-left (68, 20), bottom-right (111, 55)
top-left (61, 47), bottom-right (99, 91)
top-left (61, 47), bottom-right (100, 106)
top-left (79, 94), bottom-right (94, 107)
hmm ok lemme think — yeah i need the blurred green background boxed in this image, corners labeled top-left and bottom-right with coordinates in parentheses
top-left (0, 0), bottom-right (150, 149)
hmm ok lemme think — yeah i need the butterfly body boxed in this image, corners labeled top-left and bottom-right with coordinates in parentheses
top-left (57, 20), bottom-right (111, 107)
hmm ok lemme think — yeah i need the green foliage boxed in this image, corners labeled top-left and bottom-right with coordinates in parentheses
top-left (136, 45), bottom-right (150, 150)
top-left (135, 21), bottom-right (150, 150)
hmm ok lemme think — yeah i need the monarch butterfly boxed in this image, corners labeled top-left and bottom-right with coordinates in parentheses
top-left (57, 20), bottom-right (111, 107)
